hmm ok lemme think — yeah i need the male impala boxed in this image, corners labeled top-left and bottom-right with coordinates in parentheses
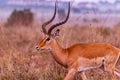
top-left (36, 1), bottom-right (120, 80)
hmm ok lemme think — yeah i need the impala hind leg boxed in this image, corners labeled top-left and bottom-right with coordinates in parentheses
top-left (64, 68), bottom-right (76, 80)
top-left (114, 68), bottom-right (120, 77)
top-left (108, 69), bottom-right (116, 80)
top-left (105, 65), bottom-right (116, 80)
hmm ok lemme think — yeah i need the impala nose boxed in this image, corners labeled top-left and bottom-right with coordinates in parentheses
top-left (36, 46), bottom-right (40, 51)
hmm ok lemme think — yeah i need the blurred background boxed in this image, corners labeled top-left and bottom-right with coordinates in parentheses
top-left (0, 0), bottom-right (120, 80)
top-left (0, 0), bottom-right (120, 27)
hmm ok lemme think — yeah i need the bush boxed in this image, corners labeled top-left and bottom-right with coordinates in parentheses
top-left (6, 9), bottom-right (34, 26)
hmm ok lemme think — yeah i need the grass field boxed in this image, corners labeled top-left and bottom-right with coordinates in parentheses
top-left (0, 21), bottom-right (120, 80)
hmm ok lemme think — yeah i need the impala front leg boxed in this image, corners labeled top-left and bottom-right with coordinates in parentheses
top-left (81, 72), bottom-right (88, 80)
top-left (64, 68), bottom-right (76, 80)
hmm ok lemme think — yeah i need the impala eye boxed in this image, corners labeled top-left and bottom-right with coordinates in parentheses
top-left (46, 38), bottom-right (50, 41)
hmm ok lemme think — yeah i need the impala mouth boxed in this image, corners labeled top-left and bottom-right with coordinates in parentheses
top-left (36, 47), bottom-right (45, 51)
top-left (35, 47), bottom-right (51, 51)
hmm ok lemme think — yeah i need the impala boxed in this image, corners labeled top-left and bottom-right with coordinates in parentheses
top-left (36, 1), bottom-right (120, 80)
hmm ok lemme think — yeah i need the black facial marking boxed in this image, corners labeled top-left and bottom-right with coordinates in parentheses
top-left (46, 37), bottom-right (50, 41)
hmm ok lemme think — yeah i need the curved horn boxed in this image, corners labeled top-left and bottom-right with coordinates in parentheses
top-left (48, 2), bottom-right (70, 34)
top-left (42, 1), bottom-right (57, 34)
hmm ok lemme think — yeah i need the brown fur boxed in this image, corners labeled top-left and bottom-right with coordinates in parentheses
top-left (36, 35), bottom-right (120, 80)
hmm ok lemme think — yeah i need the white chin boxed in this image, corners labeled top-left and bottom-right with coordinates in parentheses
top-left (47, 48), bottom-right (52, 51)
top-left (40, 48), bottom-right (52, 51)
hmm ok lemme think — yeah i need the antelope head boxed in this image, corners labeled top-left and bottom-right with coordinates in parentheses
top-left (36, 1), bottom-right (70, 51)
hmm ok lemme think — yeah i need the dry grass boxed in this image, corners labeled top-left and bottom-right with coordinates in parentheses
top-left (0, 22), bottom-right (120, 80)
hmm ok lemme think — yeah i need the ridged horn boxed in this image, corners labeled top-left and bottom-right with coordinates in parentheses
top-left (42, 1), bottom-right (57, 34)
top-left (48, 2), bottom-right (70, 34)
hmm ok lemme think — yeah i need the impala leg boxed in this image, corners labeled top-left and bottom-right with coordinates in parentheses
top-left (114, 53), bottom-right (120, 78)
top-left (114, 68), bottom-right (120, 77)
top-left (80, 72), bottom-right (88, 80)
top-left (105, 65), bottom-right (116, 80)
top-left (114, 70), bottom-right (120, 78)
top-left (109, 69), bottom-right (115, 80)
top-left (64, 68), bottom-right (76, 80)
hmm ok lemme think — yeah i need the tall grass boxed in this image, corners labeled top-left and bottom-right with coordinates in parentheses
top-left (0, 22), bottom-right (120, 80)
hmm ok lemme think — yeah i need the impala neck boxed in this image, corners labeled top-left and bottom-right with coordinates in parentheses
top-left (50, 39), bottom-right (68, 68)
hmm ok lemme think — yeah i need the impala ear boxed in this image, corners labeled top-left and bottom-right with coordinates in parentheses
top-left (53, 29), bottom-right (60, 38)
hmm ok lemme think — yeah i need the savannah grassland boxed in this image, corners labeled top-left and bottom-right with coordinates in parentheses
top-left (0, 17), bottom-right (120, 80)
